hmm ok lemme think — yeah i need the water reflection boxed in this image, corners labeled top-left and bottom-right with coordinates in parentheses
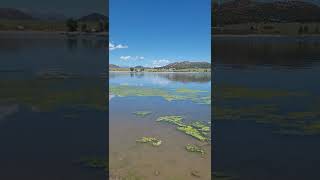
top-left (0, 33), bottom-right (108, 77)
top-left (110, 72), bottom-right (211, 83)
top-left (109, 71), bottom-right (211, 179)
top-left (0, 34), bottom-right (107, 180)
top-left (213, 36), bottom-right (320, 180)
top-left (213, 37), bottom-right (320, 68)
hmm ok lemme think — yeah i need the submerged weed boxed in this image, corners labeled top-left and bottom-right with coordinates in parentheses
top-left (136, 137), bottom-right (162, 147)
top-left (110, 85), bottom-right (211, 105)
top-left (191, 121), bottom-right (210, 132)
top-left (177, 126), bottom-right (208, 141)
top-left (133, 111), bottom-right (152, 117)
top-left (156, 116), bottom-right (185, 127)
top-left (77, 157), bottom-right (107, 171)
top-left (185, 144), bottom-right (205, 155)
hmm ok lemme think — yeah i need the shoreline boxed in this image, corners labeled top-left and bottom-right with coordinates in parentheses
top-left (2, 31), bottom-right (319, 38)
top-left (0, 30), bottom-right (108, 36)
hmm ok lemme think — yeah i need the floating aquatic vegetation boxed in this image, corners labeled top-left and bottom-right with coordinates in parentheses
top-left (196, 96), bottom-right (211, 105)
top-left (287, 111), bottom-right (320, 120)
top-left (133, 111), bottom-right (152, 117)
top-left (37, 70), bottom-right (80, 79)
top-left (77, 157), bottom-right (107, 169)
top-left (176, 88), bottom-right (207, 93)
top-left (185, 144), bottom-right (205, 155)
top-left (136, 137), bottom-right (162, 146)
top-left (156, 116), bottom-right (211, 141)
top-left (0, 79), bottom-right (107, 111)
top-left (156, 116), bottom-right (185, 127)
top-left (302, 121), bottom-right (320, 135)
top-left (215, 99), bottom-right (320, 135)
top-left (177, 126), bottom-right (208, 141)
top-left (191, 121), bottom-right (210, 132)
top-left (109, 85), bottom-right (211, 105)
top-left (110, 85), bottom-right (181, 100)
top-left (215, 85), bottom-right (309, 100)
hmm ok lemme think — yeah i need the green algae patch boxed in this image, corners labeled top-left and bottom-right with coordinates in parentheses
top-left (109, 85), bottom-right (211, 105)
top-left (185, 144), bottom-right (205, 155)
top-left (196, 96), bottom-right (211, 105)
top-left (215, 104), bottom-right (320, 135)
top-left (215, 85), bottom-right (309, 100)
top-left (156, 116), bottom-right (211, 141)
top-left (177, 126), bottom-right (208, 141)
top-left (110, 85), bottom-right (182, 101)
top-left (156, 116), bottom-right (185, 127)
top-left (191, 121), bottom-right (210, 132)
top-left (136, 137), bottom-right (162, 147)
top-left (133, 111), bottom-right (152, 117)
top-left (302, 121), bottom-right (320, 135)
top-left (176, 88), bottom-right (207, 94)
top-left (0, 79), bottom-right (107, 111)
top-left (77, 157), bottom-right (107, 170)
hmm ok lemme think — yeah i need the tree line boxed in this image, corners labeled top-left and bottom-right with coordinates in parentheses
top-left (66, 19), bottom-right (108, 32)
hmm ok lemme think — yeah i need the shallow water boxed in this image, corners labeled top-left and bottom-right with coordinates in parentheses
top-left (109, 72), bottom-right (211, 179)
top-left (213, 36), bottom-right (320, 180)
top-left (0, 33), bottom-right (108, 180)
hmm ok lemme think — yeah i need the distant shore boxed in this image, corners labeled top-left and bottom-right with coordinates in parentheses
top-left (109, 68), bottom-right (211, 73)
top-left (0, 30), bottom-right (108, 37)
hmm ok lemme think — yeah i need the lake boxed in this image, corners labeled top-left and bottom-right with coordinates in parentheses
top-left (109, 72), bottom-right (211, 179)
top-left (213, 36), bottom-right (320, 179)
top-left (0, 32), bottom-right (108, 180)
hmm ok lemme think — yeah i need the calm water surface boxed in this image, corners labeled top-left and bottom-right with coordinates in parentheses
top-left (0, 33), bottom-right (108, 180)
top-left (109, 72), bottom-right (211, 180)
top-left (213, 36), bottom-right (320, 180)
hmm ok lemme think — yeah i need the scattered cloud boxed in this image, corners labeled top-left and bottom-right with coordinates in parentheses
top-left (152, 59), bottom-right (171, 67)
top-left (109, 42), bottom-right (128, 51)
top-left (119, 56), bottom-right (131, 60)
top-left (120, 56), bottom-right (145, 61)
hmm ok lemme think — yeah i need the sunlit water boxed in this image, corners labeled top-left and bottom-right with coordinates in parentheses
top-left (109, 72), bottom-right (211, 180)
top-left (213, 36), bottom-right (320, 180)
top-left (0, 33), bottom-right (108, 180)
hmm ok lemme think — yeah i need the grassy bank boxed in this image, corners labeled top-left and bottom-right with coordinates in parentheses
top-left (109, 68), bottom-right (211, 73)
top-left (0, 20), bottom-right (67, 31)
top-left (0, 20), bottom-right (106, 32)
top-left (213, 22), bottom-right (320, 36)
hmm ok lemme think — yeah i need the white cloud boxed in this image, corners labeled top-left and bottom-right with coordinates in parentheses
top-left (120, 56), bottom-right (131, 60)
top-left (120, 56), bottom-right (145, 61)
top-left (152, 59), bottom-right (171, 67)
top-left (109, 42), bottom-right (128, 51)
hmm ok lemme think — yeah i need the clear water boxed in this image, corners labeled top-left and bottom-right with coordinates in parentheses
top-left (213, 36), bottom-right (320, 180)
top-left (0, 32), bottom-right (108, 180)
top-left (109, 72), bottom-right (211, 179)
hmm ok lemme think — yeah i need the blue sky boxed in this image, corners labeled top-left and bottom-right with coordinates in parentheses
top-left (109, 0), bottom-right (211, 67)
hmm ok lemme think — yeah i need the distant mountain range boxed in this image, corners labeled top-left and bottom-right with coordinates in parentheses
top-left (109, 61), bottom-right (211, 69)
top-left (158, 61), bottom-right (211, 69)
top-left (23, 10), bottom-right (67, 21)
top-left (0, 8), bottom-right (34, 20)
top-left (0, 8), bottom-right (107, 21)
top-left (213, 0), bottom-right (320, 25)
